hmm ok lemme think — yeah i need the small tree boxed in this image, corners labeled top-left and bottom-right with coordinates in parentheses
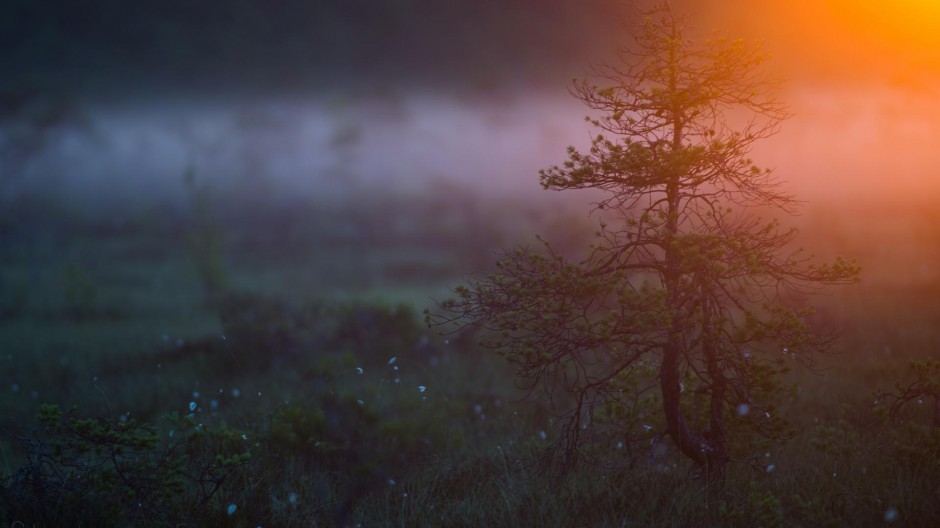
top-left (434, 4), bottom-right (858, 481)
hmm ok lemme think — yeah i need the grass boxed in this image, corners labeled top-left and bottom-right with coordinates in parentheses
top-left (0, 190), bottom-right (938, 526)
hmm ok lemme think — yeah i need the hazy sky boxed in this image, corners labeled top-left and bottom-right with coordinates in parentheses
top-left (8, 1), bottom-right (940, 95)
top-left (1, 0), bottom-right (624, 98)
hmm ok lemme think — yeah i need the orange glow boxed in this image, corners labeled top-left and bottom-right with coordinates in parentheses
top-left (825, 0), bottom-right (940, 44)
top-left (704, 1), bottom-right (940, 85)
top-left (691, 1), bottom-right (940, 201)
top-left (816, 1), bottom-right (940, 81)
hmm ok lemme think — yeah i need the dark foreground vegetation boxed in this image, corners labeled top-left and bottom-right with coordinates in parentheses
top-left (0, 185), bottom-right (938, 527)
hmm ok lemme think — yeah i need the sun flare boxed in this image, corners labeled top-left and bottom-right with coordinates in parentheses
top-left (825, 0), bottom-right (940, 45)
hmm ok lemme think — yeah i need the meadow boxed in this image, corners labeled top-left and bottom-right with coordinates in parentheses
top-left (0, 184), bottom-right (938, 527)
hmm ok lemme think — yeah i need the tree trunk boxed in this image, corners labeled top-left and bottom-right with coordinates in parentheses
top-left (704, 342), bottom-right (729, 481)
top-left (660, 341), bottom-right (705, 468)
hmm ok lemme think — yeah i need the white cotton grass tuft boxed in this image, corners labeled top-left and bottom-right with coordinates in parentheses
top-left (884, 507), bottom-right (899, 522)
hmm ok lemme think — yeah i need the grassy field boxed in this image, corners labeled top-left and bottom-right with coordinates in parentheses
top-left (0, 189), bottom-right (938, 527)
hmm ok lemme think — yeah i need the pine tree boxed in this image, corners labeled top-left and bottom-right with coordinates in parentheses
top-left (434, 3), bottom-right (859, 482)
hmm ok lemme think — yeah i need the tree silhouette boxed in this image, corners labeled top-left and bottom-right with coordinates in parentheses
top-left (433, 4), bottom-right (859, 482)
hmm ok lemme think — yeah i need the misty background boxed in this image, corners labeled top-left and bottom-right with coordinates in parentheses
top-left (2, 0), bottom-right (939, 290)
top-left (1, 0), bottom-right (625, 212)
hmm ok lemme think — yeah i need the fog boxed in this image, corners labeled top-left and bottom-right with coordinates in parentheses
top-left (4, 1), bottom-right (940, 217)
top-left (4, 93), bottom-right (594, 213)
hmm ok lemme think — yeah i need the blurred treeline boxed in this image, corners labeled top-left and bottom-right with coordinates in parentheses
top-left (2, 0), bottom-right (623, 97)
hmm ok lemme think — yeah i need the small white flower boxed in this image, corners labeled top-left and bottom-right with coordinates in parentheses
top-left (764, 411), bottom-right (771, 418)
top-left (188, 401), bottom-right (197, 412)
top-left (356, 367), bottom-right (363, 374)
top-left (643, 424), bottom-right (653, 431)
top-left (418, 385), bottom-right (427, 393)
top-left (388, 356), bottom-right (397, 365)
top-left (226, 504), bottom-right (237, 516)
